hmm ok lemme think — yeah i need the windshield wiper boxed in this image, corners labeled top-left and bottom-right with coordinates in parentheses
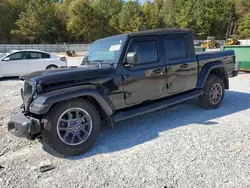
top-left (99, 62), bottom-right (116, 67)
top-left (82, 60), bottom-right (116, 67)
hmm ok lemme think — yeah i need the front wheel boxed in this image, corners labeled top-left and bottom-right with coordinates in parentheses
top-left (41, 99), bottom-right (101, 156)
top-left (199, 75), bottom-right (225, 109)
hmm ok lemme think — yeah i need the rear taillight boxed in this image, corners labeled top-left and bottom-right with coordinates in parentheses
top-left (60, 57), bottom-right (67, 66)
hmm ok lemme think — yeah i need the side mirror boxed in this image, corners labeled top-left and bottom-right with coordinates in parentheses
top-left (3, 57), bottom-right (10, 61)
top-left (126, 52), bottom-right (140, 66)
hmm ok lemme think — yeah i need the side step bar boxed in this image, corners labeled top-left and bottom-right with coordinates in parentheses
top-left (112, 89), bottom-right (204, 122)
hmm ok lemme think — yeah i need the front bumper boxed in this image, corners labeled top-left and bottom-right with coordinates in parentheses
top-left (7, 112), bottom-right (41, 139)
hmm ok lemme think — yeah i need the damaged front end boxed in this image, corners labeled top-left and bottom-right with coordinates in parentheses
top-left (7, 80), bottom-right (42, 139)
top-left (7, 112), bottom-right (41, 139)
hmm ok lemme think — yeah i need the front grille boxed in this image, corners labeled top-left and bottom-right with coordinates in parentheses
top-left (22, 81), bottom-right (36, 112)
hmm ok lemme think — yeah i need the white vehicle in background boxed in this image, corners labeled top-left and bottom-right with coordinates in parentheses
top-left (0, 50), bottom-right (67, 78)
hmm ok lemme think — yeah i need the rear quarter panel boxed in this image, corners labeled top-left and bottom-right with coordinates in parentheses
top-left (196, 50), bottom-right (235, 76)
top-left (49, 59), bottom-right (66, 68)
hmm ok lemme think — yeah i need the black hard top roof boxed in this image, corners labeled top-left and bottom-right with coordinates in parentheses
top-left (94, 28), bottom-right (193, 43)
top-left (129, 28), bottom-right (193, 37)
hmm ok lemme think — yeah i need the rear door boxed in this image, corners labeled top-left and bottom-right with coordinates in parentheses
top-left (163, 34), bottom-right (197, 95)
top-left (0, 52), bottom-right (29, 77)
top-left (122, 36), bottom-right (167, 105)
top-left (26, 51), bottom-right (51, 72)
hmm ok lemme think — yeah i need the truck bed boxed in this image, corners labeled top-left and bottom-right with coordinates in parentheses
top-left (196, 50), bottom-right (235, 61)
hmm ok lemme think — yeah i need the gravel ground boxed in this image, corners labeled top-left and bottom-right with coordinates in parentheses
top-left (0, 73), bottom-right (250, 188)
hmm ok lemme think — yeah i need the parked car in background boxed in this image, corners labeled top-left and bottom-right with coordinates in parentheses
top-left (0, 50), bottom-right (67, 78)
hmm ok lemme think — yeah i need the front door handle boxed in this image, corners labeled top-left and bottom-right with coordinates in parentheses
top-left (180, 64), bottom-right (189, 69)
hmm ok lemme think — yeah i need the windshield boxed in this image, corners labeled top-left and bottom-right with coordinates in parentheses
top-left (82, 34), bottom-right (128, 66)
top-left (0, 53), bottom-right (7, 59)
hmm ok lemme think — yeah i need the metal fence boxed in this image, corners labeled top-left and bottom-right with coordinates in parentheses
top-left (2, 40), bottom-right (250, 53)
top-left (0, 43), bottom-right (91, 53)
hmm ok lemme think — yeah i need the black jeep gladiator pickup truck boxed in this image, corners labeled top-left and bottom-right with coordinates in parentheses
top-left (8, 28), bottom-right (240, 156)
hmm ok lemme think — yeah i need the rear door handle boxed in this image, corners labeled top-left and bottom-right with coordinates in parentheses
top-left (180, 64), bottom-right (189, 69)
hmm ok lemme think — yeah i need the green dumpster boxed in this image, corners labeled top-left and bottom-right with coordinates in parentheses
top-left (195, 47), bottom-right (205, 53)
top-left (222, 45), bottom-right (250, 71)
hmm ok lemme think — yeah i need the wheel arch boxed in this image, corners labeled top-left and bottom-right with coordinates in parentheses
top-left (29, 85), bottom-right (115, 117)
top-left (197, 61), bottom-right (229, 89)
top-left (46, 64), bottom-right (58, 69)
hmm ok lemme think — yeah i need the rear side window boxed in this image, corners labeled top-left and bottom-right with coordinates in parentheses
top-left (26, 52), bottom-right (50, 59)
top-left (164, 36), bottom-right (187, 60)
top-left (42, 53), bottom-right (50, 59)
top-left (28, 52), bottom-right (42, 59)
top-left (128, 40), bottom-right (158, 64)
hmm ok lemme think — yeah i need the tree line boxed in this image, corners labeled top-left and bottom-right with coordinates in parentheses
top-left (0, 0), bottom-right (250, 44)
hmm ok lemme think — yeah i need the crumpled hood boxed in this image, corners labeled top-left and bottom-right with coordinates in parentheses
top-left (20, 66), bottom-right (116, 85)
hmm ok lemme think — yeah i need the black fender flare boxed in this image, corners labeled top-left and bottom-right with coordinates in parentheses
top-left (29, 85), bottom-right (115, 116)
top-left (196, 61), bottom-right (229, 89)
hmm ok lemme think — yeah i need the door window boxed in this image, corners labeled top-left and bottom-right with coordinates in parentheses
top-left (128, 40), bottom-right (158, 64)
top-left (26, 52), bottom-right (50, 59)
top-left (6, 52), bottom-right (25, 61)
top-left (41, 53), bottom-right (50, 59)
top-left (164, 37), bottom-right (187, 60)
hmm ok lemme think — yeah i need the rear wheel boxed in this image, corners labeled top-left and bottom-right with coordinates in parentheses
top-left (199, 75), bottom-right (225, 109)
top-left (41, 99), bottom-right (101, 156)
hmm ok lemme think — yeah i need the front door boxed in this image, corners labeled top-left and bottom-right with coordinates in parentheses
top-left (122, 36), bottom-right (166, 105)
top-left (1, 52), bottom-right (30, 77)
top-left (163, 35), bottom-right (195, 95)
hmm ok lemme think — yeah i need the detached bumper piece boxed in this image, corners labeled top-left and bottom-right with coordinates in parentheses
top-left (7, 113), bottom-right (41, 139)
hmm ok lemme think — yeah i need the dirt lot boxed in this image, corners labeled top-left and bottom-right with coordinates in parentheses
top-left (0, 73), bottom-right (250, 188)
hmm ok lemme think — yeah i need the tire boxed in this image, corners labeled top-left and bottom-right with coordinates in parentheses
top-left (199, 75), bottom-right (225, 109)
top-left (46, 65), bottom-right (58, 69)
top-left (41, 99), bottom-right (101, 156)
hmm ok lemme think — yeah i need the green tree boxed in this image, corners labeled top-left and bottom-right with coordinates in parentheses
top-left (93, 0), bottom-right (123, 31)
top-left (1, 0), bottom-right (250, 43)
top-left (0, 0), bottom-right (31, 43)
top-left (54, 0), bottom-right (75, 42)
top-left (0, 0), bottom-right (16, 42)
top-left (67, 0), bottom-right (117, 42)
top-left (226, 0), bottom-right (250, 37)
top-left (162, 0), bottom-right (179, 27)
top-left (141, 0), bottom-right (163, 29)
top-left (118, 0), bottom-right (142, 32)
top-left (11, 0), bottom-right (64, 43)
top-left (238, 12), bottom-right (250, 38)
